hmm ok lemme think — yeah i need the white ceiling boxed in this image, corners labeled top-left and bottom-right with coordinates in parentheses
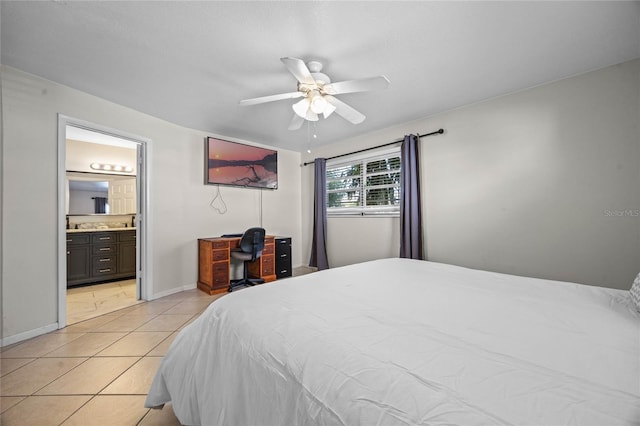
top-left (2, 1), bottom-right (639, 152)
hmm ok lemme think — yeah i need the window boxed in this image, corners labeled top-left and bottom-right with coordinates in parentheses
top-left (326, 148), bottom-right (401, 216)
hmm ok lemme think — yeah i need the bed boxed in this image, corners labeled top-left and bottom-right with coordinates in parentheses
top-left (145, 258), bottom-right (640, 425)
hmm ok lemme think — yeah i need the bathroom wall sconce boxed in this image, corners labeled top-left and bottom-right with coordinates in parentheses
top-left (90, 163), bottom-right (134, 173)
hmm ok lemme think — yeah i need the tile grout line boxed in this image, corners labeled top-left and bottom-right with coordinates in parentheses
top-left (2, 288), bottom-right (224, 425)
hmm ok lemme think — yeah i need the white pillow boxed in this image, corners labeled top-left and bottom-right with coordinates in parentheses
top-left (630, 272), bottom-right (640, 312)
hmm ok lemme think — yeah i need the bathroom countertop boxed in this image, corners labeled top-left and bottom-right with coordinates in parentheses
top-left (67, 227), bottom-right (136, 233)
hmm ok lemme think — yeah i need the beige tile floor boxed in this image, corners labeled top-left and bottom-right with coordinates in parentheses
top-left (67, 280), bottom-right (141, 325)
top-left (1, 288), bottom-right (224, 425)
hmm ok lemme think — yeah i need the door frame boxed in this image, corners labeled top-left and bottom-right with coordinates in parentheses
top-left (57, 115), bottom-right (153, 328)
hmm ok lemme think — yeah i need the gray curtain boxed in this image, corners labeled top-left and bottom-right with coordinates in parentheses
top-left (400, 134), bottom-right (423, 260)
top-left (309, 158), bottom-right (329, 270)
top-left (93, 197), bottom-right (108, 214)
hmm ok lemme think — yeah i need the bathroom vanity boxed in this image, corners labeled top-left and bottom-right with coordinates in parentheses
top-left (66, 228), bottom-right (136, 287)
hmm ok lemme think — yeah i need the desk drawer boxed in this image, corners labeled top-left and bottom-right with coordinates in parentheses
top-left (262, 244), bottom-right (275, 255)
top-left (212, 250), bottom-right (228, 262)
top-left (276, 257), bottom-right (292, 278)
top-left (212, 262), bottom-right (229, 287)
top-left (212, 240), bottom-right (229, 250)
top-left (275, 237), bottom-right (291, 246)
top-left (276, 267), bottom-right (291, 278)
top-left (277, 249), bottom-right (291, 260)
top-left (261, 255), bottom-right (275, 276)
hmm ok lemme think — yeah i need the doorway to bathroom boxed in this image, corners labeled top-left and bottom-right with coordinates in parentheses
top-left (58, 116), bottom-right (152, 328)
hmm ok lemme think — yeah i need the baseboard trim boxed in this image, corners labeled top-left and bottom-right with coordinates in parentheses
top-left (0, 323), bottom-right (59, 347)
top-left (1, 283), bottom-right (200, 347)
top-left (150, 283), bottom-right (197, 300)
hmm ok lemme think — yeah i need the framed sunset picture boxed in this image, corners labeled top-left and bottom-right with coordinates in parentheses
top-left (205, 137), bottom-right (278, 189)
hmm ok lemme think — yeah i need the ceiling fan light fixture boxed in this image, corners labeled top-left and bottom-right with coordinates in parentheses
top-left (241, 57), bottom-right (390, 129)
top-left (292, 98), bottom-right (319, 121)
top-left (292, 98), bottom-right (311, 118)
top-left (309, 91), bottom-right (328, 114)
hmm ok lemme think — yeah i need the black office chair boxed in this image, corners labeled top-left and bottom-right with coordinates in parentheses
top-left (228, 227), bottom-right (266, 292)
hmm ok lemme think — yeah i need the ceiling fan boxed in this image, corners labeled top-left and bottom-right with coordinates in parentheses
top-left (240, 57), bottom-right (390, 130)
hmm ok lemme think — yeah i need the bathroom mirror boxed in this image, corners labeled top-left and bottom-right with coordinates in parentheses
top-left (67, 171), bottom-right (136, 215)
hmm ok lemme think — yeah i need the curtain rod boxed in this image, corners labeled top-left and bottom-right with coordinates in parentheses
top-left (302, 128), bottom-right (444, 166)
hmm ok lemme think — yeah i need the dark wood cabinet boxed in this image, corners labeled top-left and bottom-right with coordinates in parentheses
top-left (275, 237), bottom-right (292, 279)
top-left (119, 242), bottom-right (137, 275)
top-left (118, 230), bottom-right (137, 275)
top-left (66, 230), bottom-right (136, 287)
top-left (67, 233), bottom-right (91, 283)
top-left (67, 245), bottom-right (91, 282)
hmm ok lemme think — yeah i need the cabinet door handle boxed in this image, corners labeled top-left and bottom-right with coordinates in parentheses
top-left (67, 251), bottom-right (70, 255)
top-left (99, 258), bottom-right (111, 262)
top-left (99, 248), bottom-right (111, 251)
top-left (99, 268), bottom-right (112, 273)
top-left (99, 237), bottom-right (111, 240)
top-left (280, 254), bottom-right (288, 257)
top-left (66, 239), bottom-right (72, 242)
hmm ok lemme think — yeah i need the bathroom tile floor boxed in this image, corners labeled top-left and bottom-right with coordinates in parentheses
top-left (1, 288), bottom-right (223, 425)
top-left (67, 280), bottom-right (141, 325)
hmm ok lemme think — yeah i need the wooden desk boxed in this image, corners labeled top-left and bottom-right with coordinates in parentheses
top-left (197, 236), bottom-right (276, 295)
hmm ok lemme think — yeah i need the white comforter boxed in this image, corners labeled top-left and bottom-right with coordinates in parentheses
top-left (146, 258), bottom-right (640, 425)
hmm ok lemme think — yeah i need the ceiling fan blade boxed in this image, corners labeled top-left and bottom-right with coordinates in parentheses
top-left (239, 91), bottom-right (303, 106)
top-left (323, 76), bottom-right (390, 95)
top-left (325, 95), bottom-right (365, 124)
top-left (288, 114), bottom-right (305, 131)
top-left (280, 57), bottom-right (316, 86)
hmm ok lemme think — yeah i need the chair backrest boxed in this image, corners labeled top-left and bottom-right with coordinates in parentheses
top-left (239, 227), bottom-right (266, 261)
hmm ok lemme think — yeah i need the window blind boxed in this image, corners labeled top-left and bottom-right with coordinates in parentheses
top-left (326, 149), bottom-right (401, 216)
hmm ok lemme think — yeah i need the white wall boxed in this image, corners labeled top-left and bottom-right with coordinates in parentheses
top-left (1, 66), bottom-right (302, 342)
top-left (301, 59), bottom-right (640, 290)
top-left (66, 139), bottom-right (137, 173)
